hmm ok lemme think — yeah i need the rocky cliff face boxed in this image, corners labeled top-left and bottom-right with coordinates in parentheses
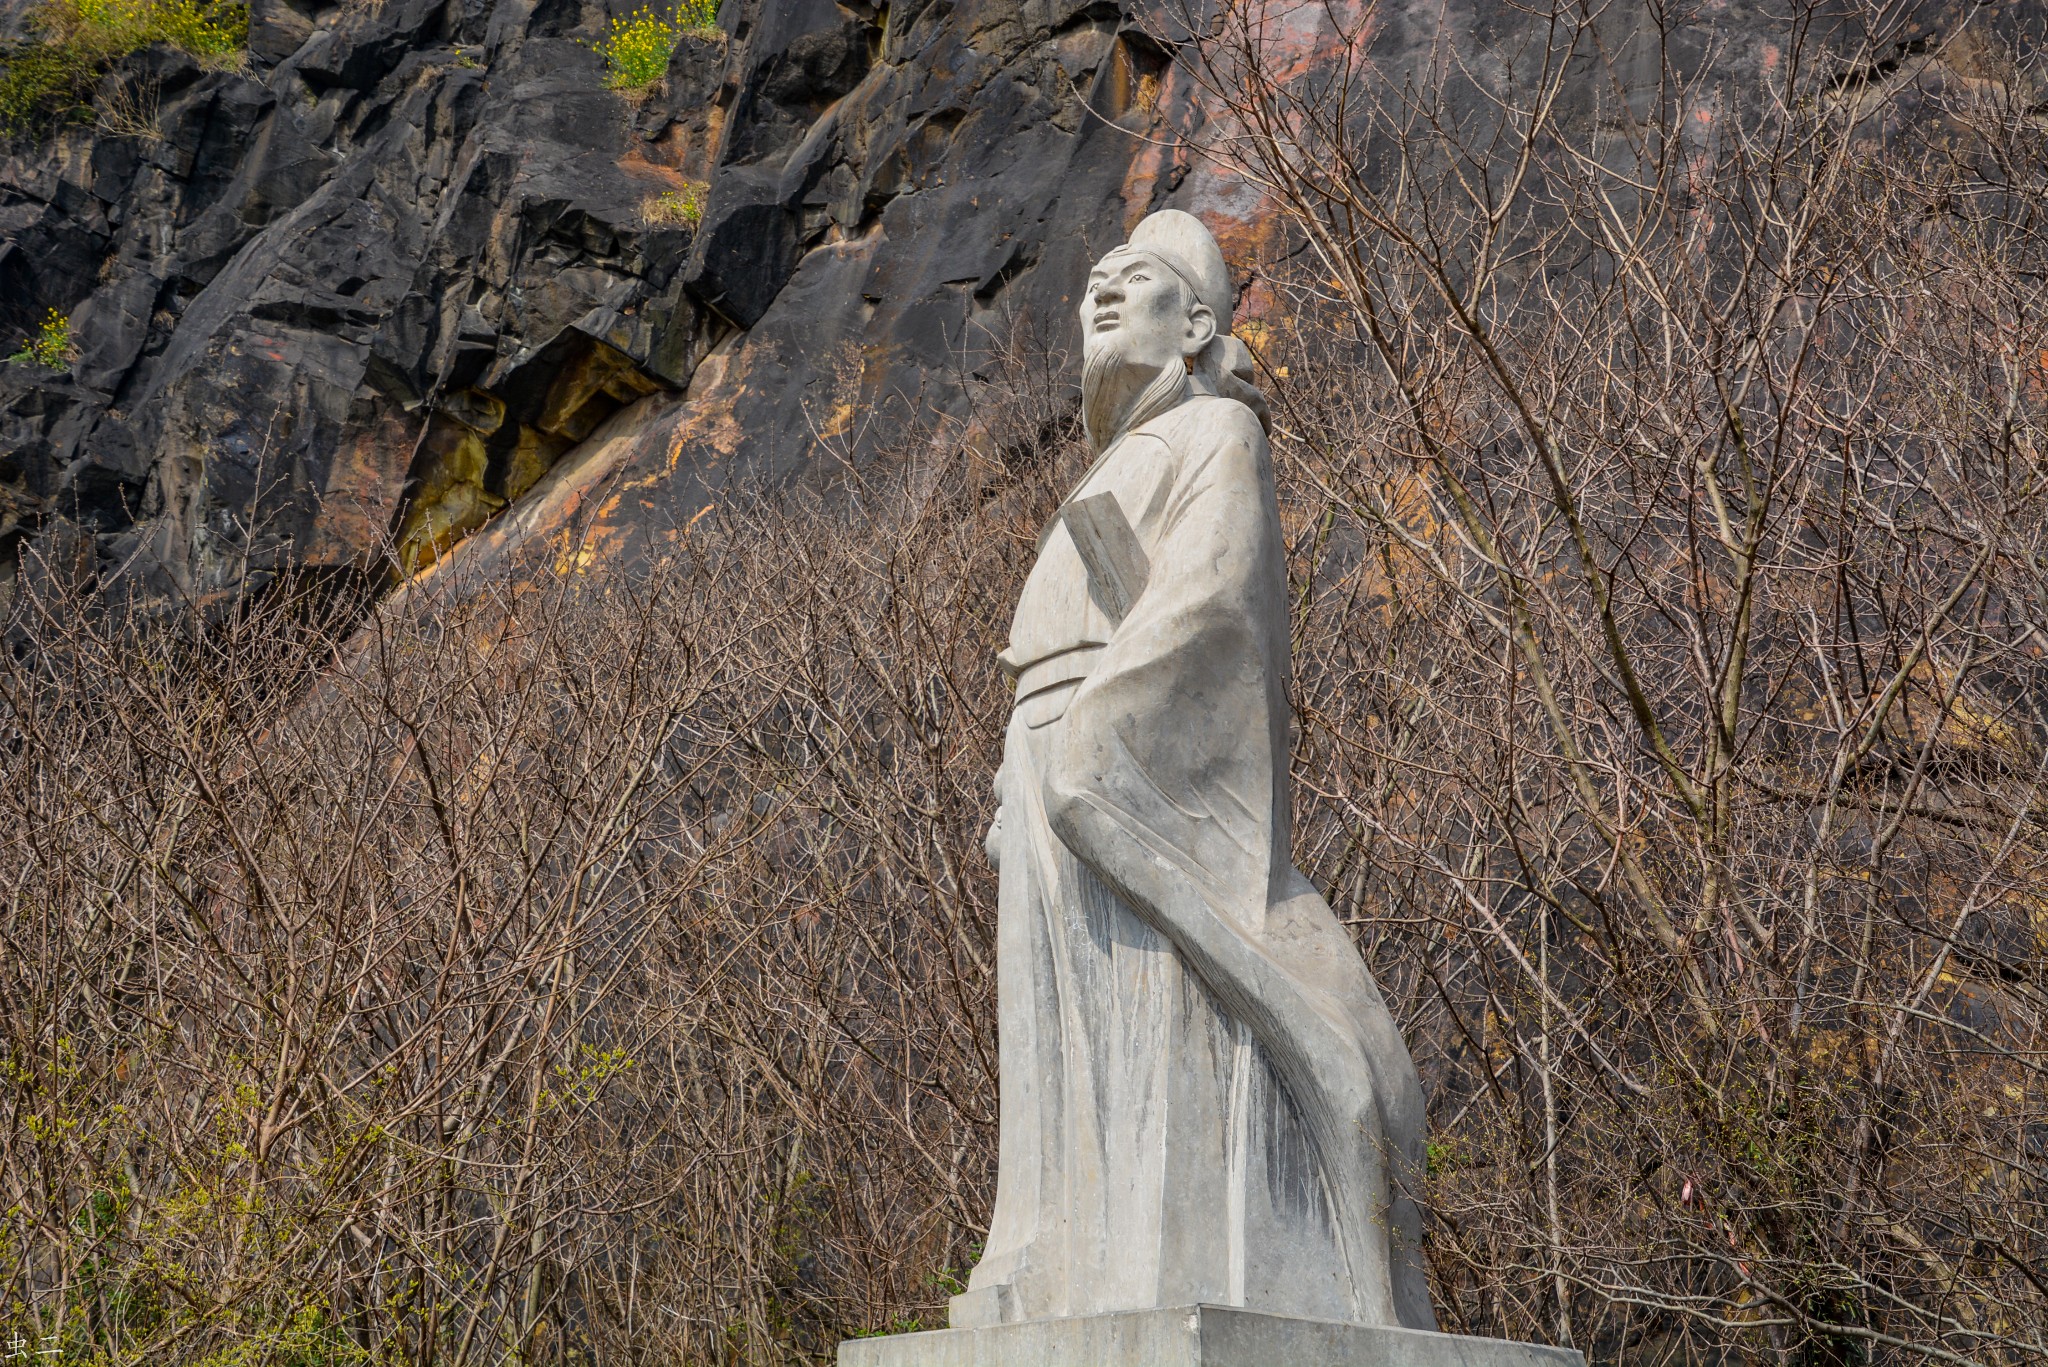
top-left (0, 0), bottom-right (1199, 605)
top-left (0, 0), bottom-right (2012, 605)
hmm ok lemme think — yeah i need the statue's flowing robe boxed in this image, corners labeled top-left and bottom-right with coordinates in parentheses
top-left (956, 394), bottom-right (1437, 1330)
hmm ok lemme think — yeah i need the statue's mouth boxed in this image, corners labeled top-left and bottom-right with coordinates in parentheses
top-left (1091, 311), bottom-right (1120, 331)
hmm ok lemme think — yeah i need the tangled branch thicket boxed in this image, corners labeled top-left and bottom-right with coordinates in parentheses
top-left (2, 0), bottom-right (2046, 1363)
top-left (0, 423), bottom-right (1041, 1366)
top-left (1174, 0), bottom-right (2048, 1360)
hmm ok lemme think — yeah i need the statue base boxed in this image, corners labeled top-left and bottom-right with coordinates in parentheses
top-left (837, 1304), bottom-right (1586, 1367)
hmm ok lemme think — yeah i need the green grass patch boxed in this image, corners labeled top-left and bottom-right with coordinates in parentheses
top-left (8, 309), bottom-right (73, 369)
top-left (587, 0), bottom-right (717, 90)
top-left (848, 1315), bottom-right (927, 1338)
top-left (643, 180), bottom-right (707, 227)
top-left (0, 0), bottom-right (245, 130)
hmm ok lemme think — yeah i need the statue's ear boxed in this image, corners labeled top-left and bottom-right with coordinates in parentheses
top-left (1183, 301), bottom-right (1218, 355)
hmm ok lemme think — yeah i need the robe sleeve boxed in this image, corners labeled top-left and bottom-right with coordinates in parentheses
top-left (1041, 398), bottom-right (1291, 929)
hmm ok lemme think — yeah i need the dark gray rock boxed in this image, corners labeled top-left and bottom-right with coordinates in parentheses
top-left (0, 0), bottom-right (736, 598)
top-left (0, 0), bottom-right (2033, 603)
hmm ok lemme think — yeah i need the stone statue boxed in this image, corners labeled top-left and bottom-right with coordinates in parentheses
top-left (841, 212), bottom-right (1583, 1367)
top-left (948, 210), bottom-right (1436, 1334)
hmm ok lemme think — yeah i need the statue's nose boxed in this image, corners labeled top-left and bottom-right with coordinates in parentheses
top-left (1096, 282), bottom-right (1124, 304)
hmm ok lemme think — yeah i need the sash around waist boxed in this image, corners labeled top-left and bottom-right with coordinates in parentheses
top-left (1010, 644), bottom-right (1104, 702)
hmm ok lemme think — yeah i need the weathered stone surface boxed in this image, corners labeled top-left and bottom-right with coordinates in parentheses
top-left (838, 1305), bottom-right (1588, 1367)
top-left (1, 0), bottom-right (727, 599)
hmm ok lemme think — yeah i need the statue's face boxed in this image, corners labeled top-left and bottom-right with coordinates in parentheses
top-left (1081, 250), bottom-right (1214, 371)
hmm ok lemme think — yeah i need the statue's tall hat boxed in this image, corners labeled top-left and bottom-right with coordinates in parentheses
top-left (1116, 209), bottom-right (1234, 333)
top-left (1089, 208), bottom-right (1269, 439)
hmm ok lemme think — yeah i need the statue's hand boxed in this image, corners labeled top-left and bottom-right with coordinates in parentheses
top-left (984, 807), bottom-right (1003, 871)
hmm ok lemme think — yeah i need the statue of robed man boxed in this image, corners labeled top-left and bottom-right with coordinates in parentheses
top-left (951, 210), bottom-right (1438, 1334)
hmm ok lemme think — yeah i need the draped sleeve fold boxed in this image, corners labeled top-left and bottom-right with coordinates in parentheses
top-left (1042, 397), bottom-right (1289, 925)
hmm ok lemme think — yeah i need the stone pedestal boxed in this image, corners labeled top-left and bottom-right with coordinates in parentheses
top-left (838, 1305), bottom-right (1587, 1367)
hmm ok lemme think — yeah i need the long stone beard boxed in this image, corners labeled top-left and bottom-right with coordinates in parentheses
top-left (1081, 338), bottom-right (1190, 453)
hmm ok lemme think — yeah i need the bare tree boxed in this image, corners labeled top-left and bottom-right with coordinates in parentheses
top-left (1160, 0), bottom-right (2048, 1360)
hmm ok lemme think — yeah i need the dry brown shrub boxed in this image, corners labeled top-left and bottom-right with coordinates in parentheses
top-left (0, 352), bottom-right (1077, 1366)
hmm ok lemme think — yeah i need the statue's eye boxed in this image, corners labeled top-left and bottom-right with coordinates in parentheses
top-left (1130, 272), bottom-right (1150, 282)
